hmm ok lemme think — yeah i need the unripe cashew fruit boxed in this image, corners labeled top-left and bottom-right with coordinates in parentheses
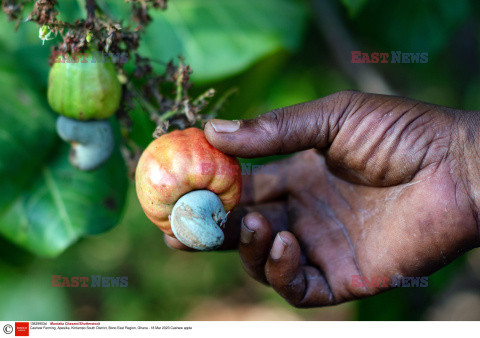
top-left (56, 116), bottom-right (114, 171)
top-left (135, 128), bottom-right (242, 250)
top-left (48, 51), bottom-right (122, 120)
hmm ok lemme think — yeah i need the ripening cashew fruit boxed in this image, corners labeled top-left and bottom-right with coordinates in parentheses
top-left (47, 51), bottom-right (122, 120)
top-left (56, 116), bottom-right (114, 171)
top-left (47, 51), bottom-right (121, 171)
top-left (135, 128), bottom-right (242, 250)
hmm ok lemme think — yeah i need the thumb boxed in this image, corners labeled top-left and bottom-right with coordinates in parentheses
top-left (204, 91), bottom-right (356, 158)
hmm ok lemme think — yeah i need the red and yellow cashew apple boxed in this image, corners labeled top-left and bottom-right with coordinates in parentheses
top-left (135, 128), bottom-right (242, 250)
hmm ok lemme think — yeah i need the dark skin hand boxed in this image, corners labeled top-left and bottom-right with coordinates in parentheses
top-left (165, 91), bottom-right (480, 308)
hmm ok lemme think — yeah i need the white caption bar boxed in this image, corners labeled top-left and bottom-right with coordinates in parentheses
top-left (0, 321), bottom-right (478, 338)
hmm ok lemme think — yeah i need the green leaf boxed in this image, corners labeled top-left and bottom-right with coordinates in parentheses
top-left (129, 106), bottom-right (156, 149)
top-left (339, 0), bottom-right (369, 17)
top-left (0, 52), bottom-right (57, 214)
top-left (0, 145), bottom-right (128, 257)
top-left (140, 0), bottom-right (308, 82)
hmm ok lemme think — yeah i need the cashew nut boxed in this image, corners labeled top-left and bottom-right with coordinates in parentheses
top-left (56, 116), bottom-right (114, 171)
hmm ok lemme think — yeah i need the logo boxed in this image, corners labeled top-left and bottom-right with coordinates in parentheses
top-left (350, 50), bottom-right (429, 64)
top-left (199, 162), bottom-right (279, 176)
top-left (14, 322), bottom-right (29, 336)
top-left (51, 51), bottom-right (129, 65)
top-left (3, 325), bottom-right (13, 334)
top-left (51, 275), bottom-right (128, 287)
top-left (350, 275), bottom-right (429, 288)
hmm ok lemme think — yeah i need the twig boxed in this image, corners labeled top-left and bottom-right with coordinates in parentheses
top-left (175, 62), bottom-right (186, 103)
top-left (159, 109), bottom-right (178, 122)
top-left (86, 0), bottom-right (96, 22)
top-left (192, 88), bottom-right (215, 109)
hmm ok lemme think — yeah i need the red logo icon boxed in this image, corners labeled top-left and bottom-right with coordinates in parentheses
top-left (14, 322), bottom-right (29, 336)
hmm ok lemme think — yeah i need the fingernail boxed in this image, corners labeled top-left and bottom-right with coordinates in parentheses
top-left (210, 119), bottom-right (240, 133)
top-left (271, 234), bottom-right (287, 260)
top-left (240, 217), bottom-right (254, 244)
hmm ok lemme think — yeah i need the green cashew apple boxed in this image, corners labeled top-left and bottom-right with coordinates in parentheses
top-left (47, 51), bottom-right (122, 120)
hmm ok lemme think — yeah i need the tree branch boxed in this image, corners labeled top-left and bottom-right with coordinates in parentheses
top-left (86, 0), bottom-right (96, 22)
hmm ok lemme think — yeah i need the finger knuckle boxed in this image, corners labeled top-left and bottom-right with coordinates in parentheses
top-left (259, 107), bottom-right (287, 134)
top-left (257, 107), bottom-right (290, 153)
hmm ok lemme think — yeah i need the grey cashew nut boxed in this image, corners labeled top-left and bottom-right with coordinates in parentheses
top-left (170, 190), bottom-right (228, 250)
top-left (56, 116), bottom-right (114, 171)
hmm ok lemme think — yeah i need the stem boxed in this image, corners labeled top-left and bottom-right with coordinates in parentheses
top-left (192, 88), bottom-right (215, 107)
top-left (159, 109), bottom-right (178, 122)
top-left (175, 64), bottom-right (185, 103)
top-left (86, 0), bottom-right (96, 22)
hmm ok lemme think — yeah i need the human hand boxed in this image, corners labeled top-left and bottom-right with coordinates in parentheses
top-left (166, 91), bottom-right (480, 307)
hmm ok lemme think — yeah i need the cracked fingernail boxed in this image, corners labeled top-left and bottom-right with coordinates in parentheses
top-left (240, 217), bottom-right (254, 244)
top-left (209, 119), bottom-right (240, 133)
top-left (271, 233), bottom-right (287, 260)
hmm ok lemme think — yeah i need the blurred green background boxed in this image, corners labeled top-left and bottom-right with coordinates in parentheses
top-left (1, 0), bottom-right (480, 321)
